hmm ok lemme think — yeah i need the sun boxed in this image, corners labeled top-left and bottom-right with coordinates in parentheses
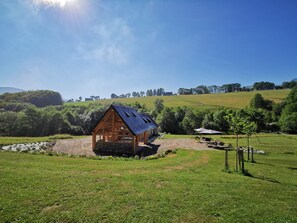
top-left (52, 0), bottom-right (76, 8)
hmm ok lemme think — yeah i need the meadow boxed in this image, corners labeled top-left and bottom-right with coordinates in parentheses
top-left (0, 133), bottom-right (296, 222)
top-left (0, 134), bottom-right (84, 146)
top-left (66, 89), bottom-right (290, 111)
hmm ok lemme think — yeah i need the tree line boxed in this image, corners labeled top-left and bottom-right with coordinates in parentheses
top-left (109, 79), bottom-right (297, 99)
top-left (111, 88), bottom-right (167, 99)
top-left (178, 80), bottom-right (297, 95)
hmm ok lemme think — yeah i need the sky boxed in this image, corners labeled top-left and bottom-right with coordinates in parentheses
top-left (0, 0), bottom-right (297, 100)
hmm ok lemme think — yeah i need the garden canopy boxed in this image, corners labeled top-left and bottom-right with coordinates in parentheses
top-left (194, 128), bottom-right (222, 134)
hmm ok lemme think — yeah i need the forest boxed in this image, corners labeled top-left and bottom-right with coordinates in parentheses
top-left (0, 87), bottom-right (297, 137)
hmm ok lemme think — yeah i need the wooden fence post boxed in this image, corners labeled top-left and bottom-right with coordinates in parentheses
top-left (237, 149), bottom-right (244, 173)
top-left (225, 149), bottom-right (229, 170)
top-left (251, 147), bottom-right (254, 163)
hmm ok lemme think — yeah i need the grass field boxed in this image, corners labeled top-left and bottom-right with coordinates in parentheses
top-left (0, 134), bottom-right (296, 222)
top-left (0, 134), bottom-right (85, 145)
top-left (66, 89), bottom-right (290, 111)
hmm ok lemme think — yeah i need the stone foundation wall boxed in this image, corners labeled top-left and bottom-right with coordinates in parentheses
top-left (94, 140), bottom-right (134, 155)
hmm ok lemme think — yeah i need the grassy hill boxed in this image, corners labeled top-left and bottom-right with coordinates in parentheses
top-left (0, 134), bottom-right (296, 222)
top-left (67, 89), bottom-right (290, 111)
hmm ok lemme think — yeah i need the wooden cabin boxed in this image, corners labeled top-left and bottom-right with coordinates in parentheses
top-left (92, 105), bottom-right (158, 155)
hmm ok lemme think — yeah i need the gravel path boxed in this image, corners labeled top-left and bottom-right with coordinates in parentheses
top-left (152, 138), bottom-right (209, 152)
top-left (52, 136), bottom-right (210, 157)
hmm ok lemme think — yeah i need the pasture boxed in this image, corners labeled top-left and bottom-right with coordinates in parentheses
top-left (0, 134), bottom-right (296, 222)
top-left (66, 89), bottom-right (290, 111)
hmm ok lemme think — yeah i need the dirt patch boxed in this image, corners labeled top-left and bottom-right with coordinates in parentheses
top-left (52, 136), bottom-right (95, 156)
top-left (152, 138), bottom-right (210, 153)
top-left (51, 137), bottom-right (210, 157)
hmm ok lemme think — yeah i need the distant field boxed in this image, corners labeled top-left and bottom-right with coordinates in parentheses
top-left (0, 134), bottom-right (296, 222)
top-left (66, 89), bottom-right (290, 111)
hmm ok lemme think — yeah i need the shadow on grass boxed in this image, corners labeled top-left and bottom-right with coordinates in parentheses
top-left (288, 167), bottom-right (297, 171)
top-left (243, 169), bottom-right (281, 184)
top-left (136, 143), bottom-right (161, 157)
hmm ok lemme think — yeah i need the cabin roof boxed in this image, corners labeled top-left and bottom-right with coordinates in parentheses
top-left (95, 104), bottom-right (158, 135)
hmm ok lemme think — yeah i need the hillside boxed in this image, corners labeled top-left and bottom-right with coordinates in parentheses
top-left (0, 87), bottom-right (24, 94)
top-left (66, 89), bottom-right (290, 111)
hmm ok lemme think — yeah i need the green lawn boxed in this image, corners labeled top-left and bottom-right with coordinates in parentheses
top-left (0, 134), bottom-right (85, 145)
top-left (0, 134), bottom-right (296, 222)
top-left (66, 89), bottom-right (290, 111)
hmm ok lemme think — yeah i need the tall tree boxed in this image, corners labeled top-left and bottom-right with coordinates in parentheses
top-left (250, 93), bottom-right (266, 109)
top-left (225, 111), bottom-right (246, 172)
top-left (242, 121), bottom-right (257, 160)
top-left (154, 99), bottom-right (164, 114)
top-left (159, 107), bottom-right (178, 133)
top-left (279, 86), bottom-right (297, 133)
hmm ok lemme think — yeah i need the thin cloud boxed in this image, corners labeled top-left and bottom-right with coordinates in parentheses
top-left (14, 66), bottom-right (46, 90)
top-left (77, 18), bottom-right (134, 65)
top-left (31, 0), bottom-right (69, 8)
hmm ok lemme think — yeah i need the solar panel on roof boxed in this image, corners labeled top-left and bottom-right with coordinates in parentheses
top-left (125, 111), bottom-right (130, 117)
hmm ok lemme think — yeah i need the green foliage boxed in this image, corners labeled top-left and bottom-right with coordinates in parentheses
top-left (213, 109), bottom-right (229, 132)
top-left (253, 81), bottom-right (275, 90)
top-left (202, 113), bottom-right (216, 129)
top-left (224, 111), bottom-right (245, 135)
top-left (0, 89), bottom-right (292, 137)
top-left (242, 121), bottom-right (257, 136)
top-left (159, 107), bottom-right (179, 133)
top-left (282, 80), bottom-right (297, 89)
top-left (0, 90), bottom-right (63, 107)
top-left (279, 87), bottom-right (297, 133)
top-left (250, 93), bottom-right (274, 110)
top-left (279, 113), bottom-right (297, 133)
top-left (0, 111), bottom-right (18, 136)
top-left (153, 98), bottom-right (164, 113)
top-left (181, 110), bottom-right (204, 134)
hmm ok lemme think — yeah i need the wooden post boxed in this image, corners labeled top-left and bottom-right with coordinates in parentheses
top-left (132, 135), bottom-right (136, 154)
top-left (238, 149), bottom-right (244, 173)
top-left (92, 133), bottom-right (96, 150)
top-left (241, 151), bottom-right (245, 173)
top-left (144, 131), bottom-right (148, 144)
top-left (235, 134), bottom-right (239, 173)
top-left (225, 149), bottom-right (229, 170)
top-left (248, 147), bottom-right (250, 161)
top-left (240, 150), bottom-right (244, 173)
top-left (251, 147), bottom-right (254, 162)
